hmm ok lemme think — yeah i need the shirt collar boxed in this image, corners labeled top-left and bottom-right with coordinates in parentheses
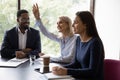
top-left (16, 25), bottom-right (30, 33)
top-left (62, 36), bottom-right (71, 43)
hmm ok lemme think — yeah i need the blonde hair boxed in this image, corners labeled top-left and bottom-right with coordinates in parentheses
top-left (59, 16), bottom-right (74, 37)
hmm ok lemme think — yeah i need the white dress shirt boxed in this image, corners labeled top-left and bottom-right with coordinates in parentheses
top-left (18, 27), bottom-right (27, 49)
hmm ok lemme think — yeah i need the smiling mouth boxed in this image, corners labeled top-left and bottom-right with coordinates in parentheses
top-left (24, 24), bottom-right (29, 26)
top-left (24, 22), bottom-right (29, 25)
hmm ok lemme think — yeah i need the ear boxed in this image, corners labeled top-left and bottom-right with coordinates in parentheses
top-left (17, 18), bottom-right (19, 22)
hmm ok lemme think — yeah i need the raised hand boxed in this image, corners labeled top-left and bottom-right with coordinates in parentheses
top-left (32, 3), bottom-right (40, 20)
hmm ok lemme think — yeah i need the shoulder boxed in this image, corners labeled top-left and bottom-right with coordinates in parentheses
top-left (90, 37), bottom-right (104, 57)
top-left (5, 27), bottom-right (17, 34)
top-left (91, 37), bottom-right (102, 44)
top-left (89, 37), bottom-right (104, 49)
top-left (29, 27), bottom-right (39, 32)
top-left (76, 36), bottom-right (81, 41)
top-left (29, 27), bottom-right (38, 31)
top-left (75, 36), bottom-right (81, 44)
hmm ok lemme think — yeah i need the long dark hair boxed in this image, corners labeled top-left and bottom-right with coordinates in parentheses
top-left (76, 11), bottom-right (105, 58)
top-left (76, 11), bottom-right (99, 38)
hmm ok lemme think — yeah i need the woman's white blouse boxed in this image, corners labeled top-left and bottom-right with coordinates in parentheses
top-left (36, 20), bottom-right (77, 63)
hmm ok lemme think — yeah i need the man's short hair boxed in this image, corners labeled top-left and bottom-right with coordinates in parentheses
top-left (17, 9), bottom-right (28, 18)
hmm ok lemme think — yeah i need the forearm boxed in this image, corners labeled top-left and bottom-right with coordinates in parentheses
top-left (67, 68), bottom-right (96, 78)
top-left (1, 48), bottom-right (21, 58)
top-left (28, 30), bottom-right (41, 56)
top-left (36, 20), bottom-right (59, 42)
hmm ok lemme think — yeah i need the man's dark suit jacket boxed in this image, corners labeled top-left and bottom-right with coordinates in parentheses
top-left (0, 27), bottom-right (41, 58)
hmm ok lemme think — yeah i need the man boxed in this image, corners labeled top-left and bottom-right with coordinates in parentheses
top-left (0, 9), bottom-right (41, 59)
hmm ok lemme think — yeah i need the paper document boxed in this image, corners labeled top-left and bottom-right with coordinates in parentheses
top-left (44, 73), bottom-right (74, 80)
top-left (0, 58), bottom-right (28, 68)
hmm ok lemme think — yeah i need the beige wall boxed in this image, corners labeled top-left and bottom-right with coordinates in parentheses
top-left (95, 0), bottom-right (120, 59)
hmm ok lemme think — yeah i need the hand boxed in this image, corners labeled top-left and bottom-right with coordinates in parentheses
top-left (32, 3), bottom-right (40, 20)
top-left (52, 66), bottom-right (67, 75)
top-left (39, 53), bottom-right (45, 57)
top-left (22, 48), bottom-right (32, 53)
top-left (15, 51), bottom-right (26, 59)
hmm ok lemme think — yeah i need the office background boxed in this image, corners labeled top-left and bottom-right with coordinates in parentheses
top-left (0, 0), bottom-right (120, 59)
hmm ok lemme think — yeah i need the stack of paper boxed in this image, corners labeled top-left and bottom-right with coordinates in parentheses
top-left (0, 58), bottom-right (28, 68)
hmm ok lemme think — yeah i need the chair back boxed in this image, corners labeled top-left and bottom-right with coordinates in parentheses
top-left (104, 59), bottom-right (120, 80)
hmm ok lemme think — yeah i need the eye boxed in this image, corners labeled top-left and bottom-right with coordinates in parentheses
top-left (59, 21), bottom-right (63, 24)
top-left (21, 18), bottom-right (30, 22)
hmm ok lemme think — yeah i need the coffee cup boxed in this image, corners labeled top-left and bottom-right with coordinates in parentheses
top-left (41, 55), bottom-right (50, 67)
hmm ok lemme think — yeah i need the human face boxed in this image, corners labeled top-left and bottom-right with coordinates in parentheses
top-left (57, 19), bottom-right (69, 33)
top-left (17, 13), bottom-right (30, 30)
top-left (72, 16), bottom-right (86, 35)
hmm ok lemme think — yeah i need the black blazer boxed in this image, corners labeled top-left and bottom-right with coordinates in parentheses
top-left (0, 27), bottom-right (41, 58)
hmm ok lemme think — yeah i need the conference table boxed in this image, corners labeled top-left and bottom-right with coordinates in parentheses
top-left (0, 56), bottom-right (74, 80)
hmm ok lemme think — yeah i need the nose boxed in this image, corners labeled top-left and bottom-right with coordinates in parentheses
top-left (22, 19), bottom-right (28, 22)
top-left (21, 18), bottom-right (30, 23)
top-left (57, 22), bottom-right (59, 26)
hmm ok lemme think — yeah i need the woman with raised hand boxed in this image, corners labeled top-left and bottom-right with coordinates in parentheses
top-left (32, 4), bottom-right (77, 64)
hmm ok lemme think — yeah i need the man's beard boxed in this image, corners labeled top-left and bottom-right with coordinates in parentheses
top-left (20, 22), bottom-right (30, 30)
top-left (23, 25), bottom-right (29, 30)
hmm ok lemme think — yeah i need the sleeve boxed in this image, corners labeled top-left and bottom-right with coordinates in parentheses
top-left (28, 30), bottom-right (41, 57)
top-left (50, 51), bottom-right (75, 64)
top-left (50, 40), bottom-right (76, 64)
top-left (1, 31), bottom-right (21, 58)
top-left (35, 20), bottom-right (60, 42)
top-left (63, 37), bottom-right (80, 68)
top-left (67, 38), bottom-right (104, 78)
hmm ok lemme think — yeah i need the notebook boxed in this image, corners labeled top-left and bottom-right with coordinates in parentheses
top-left (44, 73), bottom-right (75, 80)
top-left (0, 58), bottom-right (28, 68)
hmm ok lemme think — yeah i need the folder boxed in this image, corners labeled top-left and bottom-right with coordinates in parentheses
top-left (0, 58), bottom-right (28, 68)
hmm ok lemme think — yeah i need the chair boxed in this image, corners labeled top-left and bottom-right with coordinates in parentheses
top-left (104, 59), bottom-right (120, 80)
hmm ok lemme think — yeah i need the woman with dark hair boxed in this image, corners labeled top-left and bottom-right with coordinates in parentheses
top-left (52, 11), bottom-right (105, 80)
